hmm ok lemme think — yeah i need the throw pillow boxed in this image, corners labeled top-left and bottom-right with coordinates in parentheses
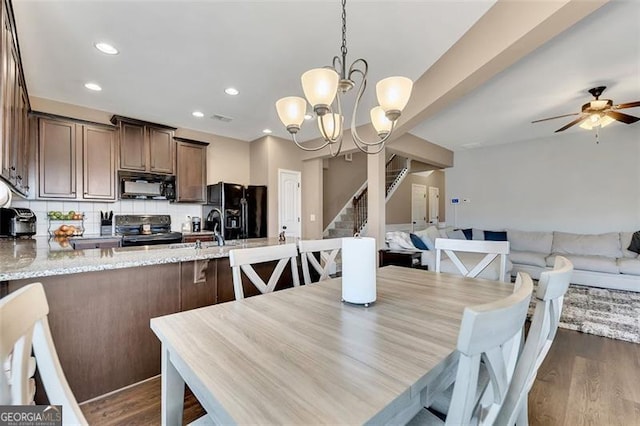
top-left (459, 228), bottom-right (473, 240)
top-left (447, 229), bottom-right (467, 240)
top-left (629, 231), bottom-right (640, 254)
top-left (472, 228), bottom-right (485, 240)
top-left (410, 233), bottom-right (429, 250)
top-left (485, 230), bottom-right (508, 241)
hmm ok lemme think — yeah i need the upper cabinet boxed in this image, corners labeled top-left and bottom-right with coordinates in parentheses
top-left (0, 0), bottom-right (31, 196)
top-left (111, 115), bottom-right (176, 175)
top-left (38, 116), bottom-right (116, 200)
top-left (175, 137), bottom-right (208, 203)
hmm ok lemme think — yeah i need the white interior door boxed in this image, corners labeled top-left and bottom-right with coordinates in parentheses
top-left (428, 186), bottom-right (440, 224)
top-left (411, 184), bottom-right (427, 230)
top-left (278, 169), bottom-right (301, 238)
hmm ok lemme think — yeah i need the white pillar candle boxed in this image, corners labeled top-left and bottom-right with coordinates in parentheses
top-left (342, 237), bottom-right (377, 305)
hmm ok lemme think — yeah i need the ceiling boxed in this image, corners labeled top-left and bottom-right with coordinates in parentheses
top-left (410, 0), bottom-right (640, 151)
top-left (13, 0), bottom-right (495, 143)
top-left (14, 1), bottom-right (640, 151)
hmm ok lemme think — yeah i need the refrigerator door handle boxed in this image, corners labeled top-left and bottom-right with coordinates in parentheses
top-left (241, 199), bottom-right (248, 239)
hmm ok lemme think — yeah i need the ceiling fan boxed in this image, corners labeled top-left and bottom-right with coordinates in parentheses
top-left (532, 86), bottom-right (640, 133)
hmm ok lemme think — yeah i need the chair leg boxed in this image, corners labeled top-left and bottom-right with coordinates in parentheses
top-left (516, 399), bottom-right (529, 426)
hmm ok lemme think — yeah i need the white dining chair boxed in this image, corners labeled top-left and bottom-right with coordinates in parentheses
top-left (229, 243), bottom-right (300, 300)
top-left (435, 238), bottom-right (510, 282)
top-left (0, 283), bottom-right (87, 425)
top-left (298, 238), bottom-right (342, 285)
top-left (408, 272), bottom-right (534, 426)
top-left (495, 256), bottom-right (574, 425)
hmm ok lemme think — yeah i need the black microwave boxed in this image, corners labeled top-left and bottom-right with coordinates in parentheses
top-left (119, 172), bottom-right (176, 200)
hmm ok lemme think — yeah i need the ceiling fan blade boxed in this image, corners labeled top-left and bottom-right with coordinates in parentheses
top-left (531, 112), bottom-right (580, 123)
top-left (555, 116), bottom-right (586, 132)
top-left (606, 111), bottom-right (640, 124)
top-left (614, 101), bottom-right (640, 110)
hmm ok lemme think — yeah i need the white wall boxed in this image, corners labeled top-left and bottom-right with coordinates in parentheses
top-left (445, 125), bottom-right (640, 233)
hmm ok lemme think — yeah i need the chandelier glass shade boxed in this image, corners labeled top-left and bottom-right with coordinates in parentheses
top-left (275, 0), bottom-right (413, 156)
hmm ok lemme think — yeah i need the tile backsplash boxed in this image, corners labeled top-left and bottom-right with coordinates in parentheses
top-left (10, 198), bottom-right (204, 236)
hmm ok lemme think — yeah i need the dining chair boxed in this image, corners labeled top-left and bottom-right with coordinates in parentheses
top-left (408, 272), bottom-right (534, 425)
top-left (435, 238), bottom-right (510, 282)
top-left (298, 238), bottom-right (342, 285)
top-left (229, 243), bottom-right (300, 300)
top-left (0, 283), bottom-right (87, 425)
top-left (495, 256), bottom-right (574, 425)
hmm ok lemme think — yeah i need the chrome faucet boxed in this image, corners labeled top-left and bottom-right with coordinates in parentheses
top-left (213, 222), bottom-right (225, 246)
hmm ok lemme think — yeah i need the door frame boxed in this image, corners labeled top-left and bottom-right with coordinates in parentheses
top-left (278, 168), bottom-right (302, 238)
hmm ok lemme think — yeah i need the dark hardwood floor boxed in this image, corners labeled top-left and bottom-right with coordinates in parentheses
top-left (81, 328), bottom-right (640, 425)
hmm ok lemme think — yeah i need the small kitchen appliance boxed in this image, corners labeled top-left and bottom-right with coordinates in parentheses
top-left (0, 207), bottom-right (37, 237)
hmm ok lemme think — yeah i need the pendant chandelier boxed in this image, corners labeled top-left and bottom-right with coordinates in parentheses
top-left (275, 0), bottom-right (413, 157)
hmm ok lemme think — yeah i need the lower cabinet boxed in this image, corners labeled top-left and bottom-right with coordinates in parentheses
top-left (38, 117), bottom-right (116, 200)
top-left (6, 257), bottom-right (298, 403)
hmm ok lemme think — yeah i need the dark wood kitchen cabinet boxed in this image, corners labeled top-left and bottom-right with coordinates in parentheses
top-left (38, 116), bottom-right (116, 200)
top-left (175, 137), bottom-right (208, 203)
top-left (0, 0), bottom-right (31, 196)
top-left (112, 115), bottom-right (176, 175)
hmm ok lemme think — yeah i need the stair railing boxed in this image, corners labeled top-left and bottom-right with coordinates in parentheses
top-left (352, 154), bottom-right (407, 234)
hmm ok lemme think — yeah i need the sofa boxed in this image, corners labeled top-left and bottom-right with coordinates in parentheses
top-left (385, 227), bottom-right (514, 282)
top-left (385, 226), bottom-right (640, 292)
top-left (507, 229), bottom-right (639, 292)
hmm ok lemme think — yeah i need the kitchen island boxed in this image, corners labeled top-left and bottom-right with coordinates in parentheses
top-left (0, 237), bottom-right (298, 402)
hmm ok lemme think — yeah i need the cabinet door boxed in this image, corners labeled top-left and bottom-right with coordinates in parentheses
top-left (148, 127), bottom-right (174, 174)
top-left (83, 125), bottom-right (116, 200)
top-left (15, 74), bottom-right (29, 194)
top-left (38, 119), bottom-right (77, 199)
top-left (119, 122), bottom-right (146, 171)
top-left (1, 19), bottom-right (16, 181)
top-left (175, 141), bottom-right (206, 202)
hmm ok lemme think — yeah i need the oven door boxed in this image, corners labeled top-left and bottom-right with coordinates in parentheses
top-left (122, 232), bottom-right (183, 247)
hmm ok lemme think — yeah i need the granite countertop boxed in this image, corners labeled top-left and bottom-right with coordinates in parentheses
top-left (0, 236), bottom-right (284, 281)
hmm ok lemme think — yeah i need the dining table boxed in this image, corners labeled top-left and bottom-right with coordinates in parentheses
top-left (150, 265), bottom-right (514, 425)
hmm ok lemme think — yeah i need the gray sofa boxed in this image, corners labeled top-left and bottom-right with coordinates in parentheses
top-left (507, 230), bottom-right (639, 292)
top-left (385, 226), bottom-right (640, 291)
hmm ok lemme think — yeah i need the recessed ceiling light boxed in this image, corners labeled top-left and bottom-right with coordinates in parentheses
top-left (224, 87), bottom-right (239, 96)
top-left (94, 42), bottom-right (118, 55)
top-left (192, 111), bottom-right (204, 118)
top-left (304, 114), bottom-right (313, 120)
top-left (262, 129), bottom-right (273, 134)
top-left (84, 82), bottom-right (102, 91)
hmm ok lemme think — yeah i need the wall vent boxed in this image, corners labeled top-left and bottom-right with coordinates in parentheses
top-left (211, 114), bottom-right (233, 123)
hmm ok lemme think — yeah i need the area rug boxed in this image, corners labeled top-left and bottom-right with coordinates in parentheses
top-left (530, 283), bottom-right (640, 344)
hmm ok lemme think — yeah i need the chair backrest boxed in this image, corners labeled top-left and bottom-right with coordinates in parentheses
top-left (445, 272), bottom-right (533, 425)
top-left (435, 238), bottom-right (510, 282)
top-left (229, 243), bottom-right (300, 300)
top-left (495, 256), bottom-right (574, 425)
top-left (298, 238), bottom-right (342, 285)
top-left (0, 283), bottom-right (87, 425)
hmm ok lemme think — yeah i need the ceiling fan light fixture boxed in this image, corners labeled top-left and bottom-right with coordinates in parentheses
top-left (579, 113), bottom-right (615, 130)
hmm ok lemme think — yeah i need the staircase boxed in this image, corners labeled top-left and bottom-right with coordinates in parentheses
top-left (325, 154), bottom-right (409, 238)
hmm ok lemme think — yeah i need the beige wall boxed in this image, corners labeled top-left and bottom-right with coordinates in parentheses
top-left (250, 136), bottom-right (304, 238)
top-left (386, 170), bottom-right (445, 225)
top-left (30, 97), bottom-right (251, 186)
top-left (302, 159), bottom-right (323, 239)
top-left (249, 137), bottom-right (268, 185)
top-left (322, 152), bottom-right (367, 228)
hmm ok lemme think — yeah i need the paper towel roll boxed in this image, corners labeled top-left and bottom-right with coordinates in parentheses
top-left (342, 237), bottom-right (376, 305)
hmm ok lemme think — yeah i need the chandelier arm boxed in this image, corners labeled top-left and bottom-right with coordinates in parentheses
top-left (347, 64), bottom-right (396, 148)
top-left (290, 133), bottom-right (333, 152)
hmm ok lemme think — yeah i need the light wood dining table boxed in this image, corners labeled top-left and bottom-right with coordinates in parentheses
top-left (150, 265), bottom-right (513, 425)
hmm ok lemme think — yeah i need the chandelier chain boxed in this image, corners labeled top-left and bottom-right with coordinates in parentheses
top-left (341, 0), bottom-right (347, 57)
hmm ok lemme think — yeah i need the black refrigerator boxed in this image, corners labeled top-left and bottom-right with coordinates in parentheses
top-left (204, 182), bottom-right (267, 240)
